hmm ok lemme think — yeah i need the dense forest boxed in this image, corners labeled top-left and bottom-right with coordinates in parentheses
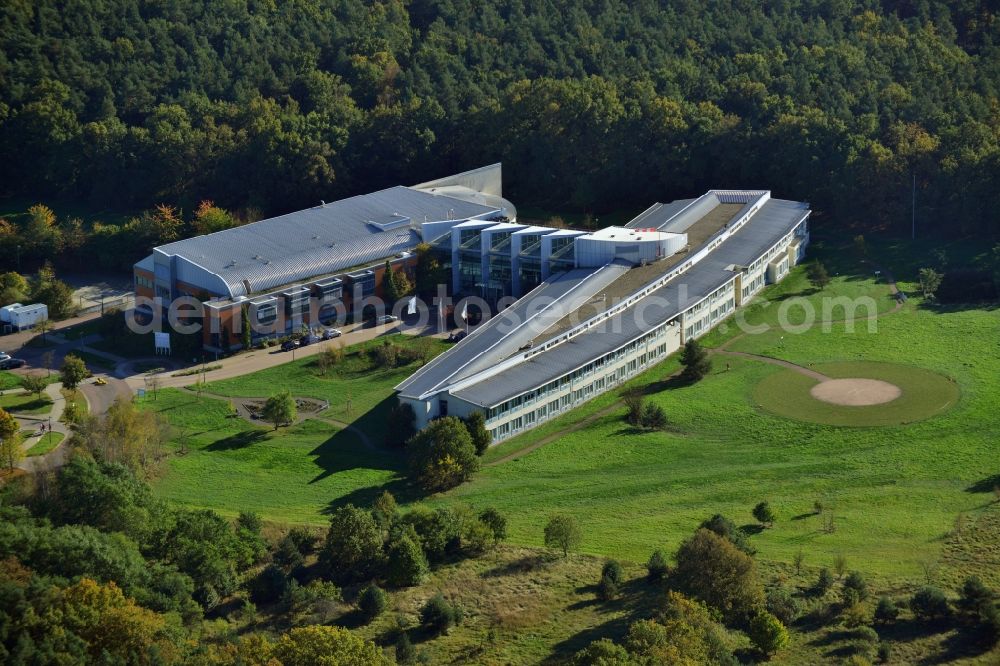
top-left (2, 0), bottom-right (1000, 249)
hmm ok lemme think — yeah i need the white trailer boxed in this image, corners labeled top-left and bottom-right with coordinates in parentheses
top-left (0, 303), bottom-right (23, 324)
top-left (7, 303), bottom-right (48, 331)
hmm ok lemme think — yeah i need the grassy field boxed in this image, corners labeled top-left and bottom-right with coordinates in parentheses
top-left (0, 392), bottom-right (53, 415)
top-left (143, 389), bottom-right (405, 523)
top-left (200, 334), bottom-right (449, 444)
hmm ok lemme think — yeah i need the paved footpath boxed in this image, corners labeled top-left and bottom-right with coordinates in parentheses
top-left (12, 380), bottom-right (78, 474)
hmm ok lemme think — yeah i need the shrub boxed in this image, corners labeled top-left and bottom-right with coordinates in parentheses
top-left (815, 568), bottom-right (835, 595)
top-left (753, 501), bottom-right (775, 527)
top-left (842, 602), bottom-right (869, 628)
top-left (646, 549), bottom-right (669, 582)
top-left (478, 507), bottom-right (507, 546)
top-left (420, 593), bottom-right (461, 635)
top-left (602, 560), bottom-right (624, 586)
top-left (597, 573), bottom-right (619, 601)
top-left (911, 586), bottom-right (950, 621)
top-left (465, 411), bottom-right (492, 455)
top-left (250, 564), bottom-right (288, 604)
top-left (395, 632), bottom-right (416, 664)
top-left (843, 571), bottom-right (869, 604)
top-left (462, 518), bottom-right (493, 555)
top-left (958, 576), bottom-right (996, 619)
top-left (571, 639), bottom-right (630, 665)
top-left (874, 596), bottom-right (899, 624)
top-left (877, 642), bottom-right (891, 663)
top-left (386, 532), bottom-right (429, 588)
top-left (699, 513), bottom-right (755, 554)
top-left (749, 610), bottom-right (789, 658)
top-left (640, 403), bottom-right (668, 429)
top-left (623, 391), bottom-right (644, 426)
top-left (357, 584), bottom-right (388, 622)
top-left (766, 586), bottom-right (800, 625)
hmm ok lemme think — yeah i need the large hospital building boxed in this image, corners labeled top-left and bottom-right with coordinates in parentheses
top-left (133, 163), bottom-right (809, 443)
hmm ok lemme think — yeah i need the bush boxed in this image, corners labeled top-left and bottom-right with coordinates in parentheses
top-left (815, 568), bottom-right (835, 595)
top-left (597, 573), bottom-right (619, 601)
top-left (874, 596), bottom-right (899, 624)
top-left (461, 518), bottom-right (493, 555)
top-left (385, 532), bottom-right (429, 588)
top-left (640, 403), bottom-right (668, 429)
top-left (250, 564), bottom-right (289, 604)
top-left (958, 576), bottom-right (996, 619)
top-left (749, 610), bottom-right (789, 658)
top-left (843, 571), bottom-right (869, 604)
top-left (646, 549), bottom-right (668, 582)
top-left (478, 507), bottom-right (507, 546)
top-left (877, 642), bottom-right (891, 663)
top-left (420, 593), bottom-right (462, 635)
top-left (623, 391), bottom-right (644, 426)
top-left (700, 514), bottom-right (755, 554)
top-left (357, 584), bottom-right (388, 622)
top-left (602, 560), bottom-right (624, 586)
top-left (571, 639), bottom-right (630, 665)
top-left (911, 586), bottom-right (950, 621)
top-left (766, 586), bottom-right (800, 625)
top-left (842, 602), bottom-right (869, 628)
top-left (753, 501), bottom-right (775, 526)
top-left (465, 411), bottom-right (492, 455)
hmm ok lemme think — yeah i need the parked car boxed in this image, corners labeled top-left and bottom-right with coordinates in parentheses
top-left (447, 330), bottom-right (467, 343)
top-left (321, 328), bottom-right (342, 340)
top-left (0, 357), bottom-right (25, 369)
top-left (299, 333), bottom-right (319, 347)
top-left (375, 314), bottom-right (399, 325)
top-left (94, 377), bottom-right (107, 386)
top-left (280, 340), bottom-right (298, 352)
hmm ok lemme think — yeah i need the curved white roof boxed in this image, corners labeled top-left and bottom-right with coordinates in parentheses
top-left (153, 185), bottom-right (498, 297)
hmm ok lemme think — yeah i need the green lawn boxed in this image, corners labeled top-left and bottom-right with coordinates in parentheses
top-left (27, 431), bottom-right (64, 456)
top-left (201, 334), bottom-right (449, 444)
top-left (143, 238), bottom-right (1000, 586)
top-left (0, 372), bottom-right (23, 391)
top-left (0, 392), bottom-right (53, 415)
top-left (143, 389), bottom-right (405, 524)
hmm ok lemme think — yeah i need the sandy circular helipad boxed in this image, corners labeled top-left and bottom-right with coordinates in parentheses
top-left (810, 378), bottom-right (901, 406)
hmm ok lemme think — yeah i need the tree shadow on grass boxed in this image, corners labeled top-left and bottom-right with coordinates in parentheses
top-left (966, 474), bottom-right (1000, 494)
top-left (545, 577), bottom-right (665, 664)
top-left (481, 553), bottom-right (554, 579)
top-left (205, 429), bottom-right (268, 450)
top-left (740, 524), bottom-right (765, 536)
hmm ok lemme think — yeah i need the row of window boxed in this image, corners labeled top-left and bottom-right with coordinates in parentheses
top-left (489, 341), bottom-right (672, 440)
top-left (135, 275), bottom-right (154, 290)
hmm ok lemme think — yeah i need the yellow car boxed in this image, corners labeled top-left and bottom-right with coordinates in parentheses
top-left (94, 377), bottom-right (108, 386)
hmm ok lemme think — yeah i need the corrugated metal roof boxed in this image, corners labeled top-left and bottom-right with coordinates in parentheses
top-left (450, 198), bottom-right (808, 407)
top-left (396, 263), bottom-right (628, 399)
top-left (154, 186), bottom-right (499, 297)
